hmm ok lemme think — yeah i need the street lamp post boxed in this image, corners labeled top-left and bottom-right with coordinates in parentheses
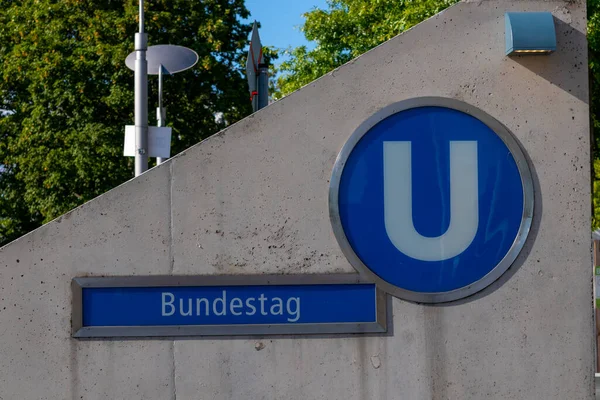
top-left (156, 65), bottom-right (166, 165)
top-left (125, 45), bottom-right (198, 166)
top-left (134, 0), bottom-right (149, 176)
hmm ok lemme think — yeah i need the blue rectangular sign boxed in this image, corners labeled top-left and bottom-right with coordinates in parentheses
top-left (72, 275), bottom-right (386, 337)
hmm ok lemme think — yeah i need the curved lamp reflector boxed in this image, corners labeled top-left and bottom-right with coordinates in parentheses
top-left (505, 12), bottom-right (556, 55)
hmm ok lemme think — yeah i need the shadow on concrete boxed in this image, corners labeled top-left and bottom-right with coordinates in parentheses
top-left (510, 17), bottom-right (588, 104)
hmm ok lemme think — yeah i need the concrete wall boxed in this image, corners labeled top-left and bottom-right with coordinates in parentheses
top-left (0, 0), bottom-right (593, 398)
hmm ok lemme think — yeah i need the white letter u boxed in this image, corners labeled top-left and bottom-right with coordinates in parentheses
top-left (383, 141), bottom-right (478, 262)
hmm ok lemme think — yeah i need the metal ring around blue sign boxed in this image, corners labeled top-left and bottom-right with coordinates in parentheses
top-left (329, 97), bottom-right (534, 303)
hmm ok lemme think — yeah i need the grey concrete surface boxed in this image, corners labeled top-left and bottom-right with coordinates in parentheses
top-left (0, 166), bottom-right (174, 399)
top-left (0, 0), bottom-right (593, 398)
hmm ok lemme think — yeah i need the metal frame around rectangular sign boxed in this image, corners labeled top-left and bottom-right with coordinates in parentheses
top-left (72, 274), bottom-right (387, 338)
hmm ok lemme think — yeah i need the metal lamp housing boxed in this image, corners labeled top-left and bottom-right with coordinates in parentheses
top-left (505, 12), bottom-right (556, 55)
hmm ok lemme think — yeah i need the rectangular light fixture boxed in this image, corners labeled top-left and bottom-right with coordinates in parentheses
top-left (505, 12), bottom-right (556, 55)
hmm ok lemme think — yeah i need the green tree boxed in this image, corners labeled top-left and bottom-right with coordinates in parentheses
top-left (589, 0), bottom-right (600, 228)
top-left (0, 0), bottom-right (254, 246)
top-left (276, 0), bottom-right (458, 97)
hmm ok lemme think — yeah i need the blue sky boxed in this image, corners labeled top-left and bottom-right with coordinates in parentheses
top-left (244, 0), bottom-right (329, 64)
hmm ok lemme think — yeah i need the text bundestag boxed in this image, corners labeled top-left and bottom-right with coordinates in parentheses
top-left (161, 291), bottom-right (301, 322)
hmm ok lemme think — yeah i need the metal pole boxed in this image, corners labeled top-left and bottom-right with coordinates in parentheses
top-left (257, 63), bottom-right (269, 110)
top-left (156, 65), bottom-right (166, 165)
top-left (251, 87), bottom-right (259, 112)
top-left (134, 0), bottom-right (148, 176)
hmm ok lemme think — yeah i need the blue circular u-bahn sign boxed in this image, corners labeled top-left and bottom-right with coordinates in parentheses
top-left (329, 97), bottom-right (534, 303)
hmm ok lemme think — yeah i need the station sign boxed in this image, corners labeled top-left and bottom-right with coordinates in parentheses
top-left (72, 275), bottom-right (386, 337)
top-left (72, 96), bottom-right (533, 339)
top-left (330, 97), bottom-right (534, 303)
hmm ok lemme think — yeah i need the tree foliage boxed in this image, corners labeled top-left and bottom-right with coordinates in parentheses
top-left (589, 0), bottom-right (600, 228)
top-left (0, 0), bottom-right (253, 245)
top-left (276, 0), bottom-right (458, 97)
